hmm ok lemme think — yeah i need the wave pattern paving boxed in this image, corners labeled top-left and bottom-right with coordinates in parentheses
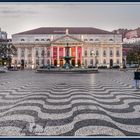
top-left (0, 70), bottom-right (140, 136)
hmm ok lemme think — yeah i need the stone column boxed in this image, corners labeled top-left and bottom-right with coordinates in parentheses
top-left (44, 47), bottom-right (47, 65)
top-left (75, 46), bottom-right (78, 67)
top-left (69, 47), bottom-right (72, 65)
top-left (25, 48), bottom-right (28, 68)
top-left (81, 45), bottom-right (84, 65)
top-left (39, 47), bottom-right (42, 66)
top-left (32, 46), bottom-right (35, 69)
top-left (120, 45), bottom-right (123, 67)
top-left (63, 47), bottom-right (65, 64)
top-left (57, 46), bottom-right (60, 67)
top-left (100, 46), bottom-right (103, 65)
top-left (51, 46), bottom-right (53, 65)
top-left (107, 46), bottom-right (110, 67)
top-left (113, 46), bottom-right (116, 65)
top-left (17, 47), bottom-right (21, 63)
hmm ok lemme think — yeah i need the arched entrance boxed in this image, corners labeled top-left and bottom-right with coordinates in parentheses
top-left (72, 59), bottom-right (75, 66)
top-left (21, 59), bottom-right (24, 69)
top-left (78, 59), bottom-right (81, 67)
top-left (110, 59), bottom-right (113, 68)
top-left (47, 59), bottom-right (50, 65)
top-left (60, 60), bottom-right (63, 67)
top-left (54, 60), bottom-right (57, 66)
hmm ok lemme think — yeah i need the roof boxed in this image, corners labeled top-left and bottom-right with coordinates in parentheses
top-left (51, 35), bottom-right (83, 44)
top-left (13, 27), bottom-right (115, 35)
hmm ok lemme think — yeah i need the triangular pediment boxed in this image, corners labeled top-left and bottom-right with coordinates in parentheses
top-left (51, 35), bottom-right (83, 44)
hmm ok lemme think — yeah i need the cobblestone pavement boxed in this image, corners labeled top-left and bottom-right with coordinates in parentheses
top-left (0, 69), bottom-right (140, 136)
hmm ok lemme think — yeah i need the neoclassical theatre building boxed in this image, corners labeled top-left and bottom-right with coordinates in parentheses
top-left (12, 27), bottom-right (122, 69)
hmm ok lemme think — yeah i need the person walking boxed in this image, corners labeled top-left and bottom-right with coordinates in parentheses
top-left (134, 68), bottom-right (140, 89)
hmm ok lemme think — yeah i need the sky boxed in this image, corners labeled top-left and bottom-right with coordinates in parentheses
top-left (0, 2), bottom-right (140, 38)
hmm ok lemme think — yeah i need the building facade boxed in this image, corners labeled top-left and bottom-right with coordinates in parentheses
top-left (12, 27), bottom-right (122, 69)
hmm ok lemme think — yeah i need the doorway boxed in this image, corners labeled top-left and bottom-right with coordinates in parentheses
top-left (54, 60), bottom-right (57, 66)
top-left (110, 59), bottom-right (113, 68)
top-left (21, 59), bottom-right (24, 69)
top-left (72, 59), bottom-right (75, 66)
top-left (60, 60), bottom-right (63, 67)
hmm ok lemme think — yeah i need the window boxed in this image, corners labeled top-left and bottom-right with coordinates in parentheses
top-left (117, 59), bottom-right (119, 64)
top-left (116, 50), bottom-right (120, 57)
top-left (90, 59), bottom-right (93, 65)
top-left (47, 59), bottom-right (50, 65)
top-left (21, 39), bottom-right (25, 41)
top-left (110, 50), bottom-right (113, 57)
top-left (36, 50), bottom-right (38, 57)
top-left (21, 49), bottom-right (25, 57)
top-left (84, 50), bottom-right (87, 56)
top-left (96, 50), bottom-right (99, 56)
top-left (90, 39), bottom-right (93, 41)
top-left (103, 50), bottom-right (106, 57)
top-left (28, 50), bottom-right (32, 57)
top-left (96, 59), bottom-right (99, 64)
top-left (85, 59), bottom-right (87, 66)
top-left (35, 39), bottom-right (39, 41)
top-left (41, 39), bottom-right (45, 41)
top-left (84, 39), bottom-right (88, 41)
top-left (42, 59), bottom-right (44, 65)
top-left (41, 50), bottom-right (45, 57)
top-left (95, 38), bottom-right (99, 42)
top-left (28, 60), bottom-right (32, 64)
top-left (47, 51), bottom-right (50, 57)
top-left (103, 59), bottom-right (106, 64)
top-left (36, 59), bottom-right (39, 65)
top-left (47, 39), bottom-right (50, 41)
top-left (109, 39), bottom-right (114, 42)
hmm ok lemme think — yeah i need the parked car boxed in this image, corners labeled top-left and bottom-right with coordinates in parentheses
top-left (40, 65), bottom-right (49, 69)
top-left (98, 66), bottom-right (107, 69)
top-left (87, 65), bottom-right (96, 68)
top-left (7, 66), bottom-right (18, 71)
top-left (112, 65), bottom-right (120, 69)
top-left (0, 67), bottom-right (7, 73)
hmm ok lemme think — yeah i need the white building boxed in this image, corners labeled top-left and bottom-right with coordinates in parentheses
top-left (12, 27), bottom-right (122, 69)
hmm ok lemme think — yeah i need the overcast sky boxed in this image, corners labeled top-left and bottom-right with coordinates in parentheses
top-left (0, 2), bottom-right (140, 38)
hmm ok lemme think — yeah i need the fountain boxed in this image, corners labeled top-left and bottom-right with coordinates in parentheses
top-left (37, 42), bottom-right (98, 73)
top-left (63, 43), bottom-right (73, 69)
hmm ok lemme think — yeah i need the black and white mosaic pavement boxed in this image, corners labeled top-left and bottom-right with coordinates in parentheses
top-left (0, 69), bottom-right (140, 136)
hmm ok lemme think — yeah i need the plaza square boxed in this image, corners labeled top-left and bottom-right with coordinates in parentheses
top-left (0, 70), bottom-right (140, 136)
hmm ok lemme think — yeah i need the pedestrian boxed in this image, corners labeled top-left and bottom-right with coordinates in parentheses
top-left (134, 68), bottom-right (140, 89)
